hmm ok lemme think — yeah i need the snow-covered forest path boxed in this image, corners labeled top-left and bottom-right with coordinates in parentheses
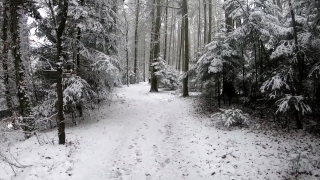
top-left (71, 83), bottom-right (214, 180)
top-left (2, 83), bottom-right (319, 180)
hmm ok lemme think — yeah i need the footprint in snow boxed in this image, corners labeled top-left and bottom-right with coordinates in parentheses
top-left (143, 123), bottom-right (149, 129)
top-left (158, 129), bottom-right (163, 134)
top-left (165, 158), bottom-right (171, 164)
top-left (135, 150), bottom-right (142, 156)
top-left (136, 158), bottom-right (142, 163)
top-left (128, 145), bottom-right (134, 149)
top-left (141, 135), bottom-right (147, 140)
top-left (145, 173), bottom-right (152, 180)
top-left (153, 145), bottom-right (158, 151)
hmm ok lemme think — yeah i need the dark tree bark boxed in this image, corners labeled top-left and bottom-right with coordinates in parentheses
top-left (203, 0), bottom-right (207, 45)
top-left (208, 0), bottom-right (212, 42)
top-left (150, 0), bottom-right (161, 92)
top-left (10, 0), bottom-right (33, 138)
top-left (122, 3), bottom-right (129, 86)
top-left (180, 19), bottom-right (185, 72)
top-left (126, 24), bottom-right (129, 86)
top-left (242, 49), bottom-right (246, 97)
top-left (149, 0), bottom-right (156, 82)
top-left (76, 0), bottom-right (85, 75)
top-left (143, 37), bottom-right (146, 82)
top-left (56, 0), bottom-right (68, 144)
top-left (289, 0), bottom-right (303, 129)
top-left (182, 0), bottom-right (189, 97)
top-left (134, 0), bottom-right (140, 83)
top-left (168, 7), bottom-right (174, 65)
top-left (198, 0), bottom-right (202, 49)
top-left (217, 75), bottom-right (221, 108)
top-left (164, 0), bottom-right (168, 61)
top-left (254, 43), bottom-right (258, 95)
top-left (177, 21), bottom-right (182, 71)
top-left (1, 0), bottom-right (12, 110)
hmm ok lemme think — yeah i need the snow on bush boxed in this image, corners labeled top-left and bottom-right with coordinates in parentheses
top-left (33, 76), bottom-right (97, 130)
top-left (152, 57), bottom-right (180, 90)
top-left (260, 74), bottom-right (290, 93)
top-left (63, 76), bottom-right (97, 107)
top-left (212, 108), bottom-right (249, 127)
top-left (275, 95), bottom-right (312, 115)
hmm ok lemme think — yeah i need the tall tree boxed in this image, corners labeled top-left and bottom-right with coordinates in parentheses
top-left (122, 3), bottom-right (130, 86)
top-left (1, 0), bottom-right (12, 111)
top-left (149, 0), bottom-right (156, 82)
top-left (76, 0), bottom-right (85, 74)
top-left (168, 7), bottom-right (175, 65)
top-left (55, 0), bottom-right (69, 144)
top-left (182, 0), bottom-right (190, 97)
top-left (10, 0), bottom-right (33, 138)
top-left (164, 0), bottom-right (168, 61)
top-left (289, 0), bottom-right (303, 129)
top-left (208, 0), bottom-right (213, 42)
top-left (134, 0), bottom-right (140, 83)
top-left (197, 0), bottom-right (202, 49)
top-left (203, 0), bottom-right (207, 45)
top-left (150, 0), bottom-right (161, 92)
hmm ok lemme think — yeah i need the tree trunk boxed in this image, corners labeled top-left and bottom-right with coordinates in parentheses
top-left (203, 0), bottom-right (207, 45)
top-left (242, 49), bottom-right (246, 97)
top-left (198, 0), bottom-right (202, 50)
top-left (149, 0), bottom-right (156, 82)
top-left (164, 0), bottom-right (168, 61)
top-left (76, 0), bottom-right (85, 75)
top-left (134, 0), bottom-right (140, 83)
top-left (143, 37), bottom-right (146, 82)
top-left (10, 0), bottom-right (33, 138)
top-left (56, 0), bottom-right (68, 144)
top-left (218, 75), bottom-right (221, 108)
top-left (182, 0), bottom-right (189, 97)
top-left (150, 0), bottom-right (161, 92)
top-left (254, 43), bottom-right (258, 95)
top-left (176, 21), bottom-right (182, 71)
top-left (168, 8), bottom-right (174, 66)
top-left (259, 41), bottom-right (263, 83)
top-left (2, 0), bottom-right (12, 110)
top-left (289, 0), bottom-right (303, 129)
top-left (122, 3), bottom-right (129, 86)
top-left (208, 0), bottom-right (212, 42)
top-left (180, 19), bottom-right (185, 72)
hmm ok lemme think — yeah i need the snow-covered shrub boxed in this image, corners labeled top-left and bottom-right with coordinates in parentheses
top-left (63, 76), bottom-right (97, 109)
top-left (275, 95), bottom-right (312, 115)
top-left (212, 108), bottom-right (249, 127)
top-left (33, 76), bottom-right (97, 129)
top-left (152, 57), bottom-right (180, 90)
top-left (274, 95), bottom-right (312, 129)
top-left (260, 74), bottom-right (290, 99)
top-left (196, 38), bottom-right (235, 81)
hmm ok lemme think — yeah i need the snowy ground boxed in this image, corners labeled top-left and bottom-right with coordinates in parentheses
top-left (1, 83), bottom-right (320, 180)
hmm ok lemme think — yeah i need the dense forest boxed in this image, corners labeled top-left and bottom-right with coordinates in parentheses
top-left (0, 0), bottom-right (320, 146)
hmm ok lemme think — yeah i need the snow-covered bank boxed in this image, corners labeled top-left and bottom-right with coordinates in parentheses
top-left (1, 83), bottom-right (319, 180)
